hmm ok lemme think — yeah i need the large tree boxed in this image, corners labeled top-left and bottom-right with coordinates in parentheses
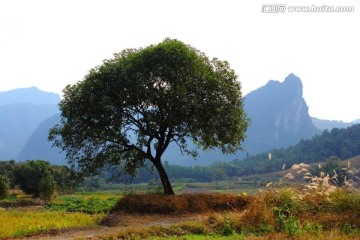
top-left (49, 39), bottom-right (248, 195)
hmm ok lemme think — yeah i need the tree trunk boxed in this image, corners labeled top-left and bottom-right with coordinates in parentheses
top-left (153, 159), bottom-right (175, 195)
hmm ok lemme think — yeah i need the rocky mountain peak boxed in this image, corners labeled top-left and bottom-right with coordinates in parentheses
top-left (243, 73), bottom-right (319, 154)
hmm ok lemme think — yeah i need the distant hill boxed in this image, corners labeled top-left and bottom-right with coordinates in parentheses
top-left (230, 124), bottom-right (360, 176)
top-left (353, 119), bottom-right (360, 124)
top-left (19, 114), bottom-right (65, 164)
top-left (0, 103), bottom-right (59, 160)
top-left (311, 117), bottom-right (353, 131)
top-left (0, 87), bottom-right (60, 160)
top-left (20, 73), bottom-right (322, 166)
top-left (0, 86), bottom-right (60, 106)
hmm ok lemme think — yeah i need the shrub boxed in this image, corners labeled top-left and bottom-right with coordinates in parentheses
top-left (0, 175), bottom-right (10, 199)
top-left (221, 212), bottom-right (233, 236)
top-left (13, 160), bottom-right (54, 197)
top-left (39, 170), bottom-right (56, 203)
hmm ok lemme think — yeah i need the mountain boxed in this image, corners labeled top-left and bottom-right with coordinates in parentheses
top-left (0, 86), bottom-right (60, 106)
top-left (19, 73), bottom-right (321, 166)
top-left (311, 117), bottom-right (353, 131)
top-left (242, 73), bottom-right (320, 154)
top-left (19, 114), bottom-right (65, 165)
top-left (0, 87), bottom-right (60, 160)
top-left (353, 119), bottom-right (360, 124)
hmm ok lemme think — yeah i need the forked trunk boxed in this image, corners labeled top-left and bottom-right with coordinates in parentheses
top-left (153, 159), bottom-right (175, 195)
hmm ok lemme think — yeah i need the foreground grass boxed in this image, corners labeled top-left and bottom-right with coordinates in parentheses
top-left (0, 191), bottom-right (120, 238)
top-left (149, 232), bottom-right (359, 240)
top-left (0, 209), bottom-right (102, 238)
top-left (101, 188), bottom-right (360, 239)
top-left (1, 188), bottom-right (360, 239)
top-left (97, 223), bottom-right (360, 240)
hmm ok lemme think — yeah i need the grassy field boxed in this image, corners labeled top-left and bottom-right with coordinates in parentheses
top-left (0, 209), bottom-right (101, 238)
top-left (0, 191), bottom-right (121, 238)
top-left (0, 183), bottom-right (359, 239)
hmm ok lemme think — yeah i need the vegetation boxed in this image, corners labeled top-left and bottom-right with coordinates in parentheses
top-left (111, 194), bottom-right (250, 215)
top-left (51, 165), bottom-right (75, 193)
top-left (102, 189), bottom-right (359, 239)
top-left (0, 191), bottom-right (117, 238)
top-left (39, 170), bottom-right (56, 203)
top-left (231, 124), bottom-right (360, 176)
top-left (0, 160), bottom-right (16, 187)
top-left (47, 193), bottom-right (119, 214)
top-left (0, 209), bottom-right (101, 238)
top-left (0, 174), bottom-right (359, 239)
top-left (0, 175), bottom-right (10, 199)
top-left (49, 38), bottom-right (248, 195)
top-left (13, 160), bottom-right (55, 198)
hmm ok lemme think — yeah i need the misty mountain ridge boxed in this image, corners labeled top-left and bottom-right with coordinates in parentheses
top-left (17, 73), bottom-right (339, 166)
top-left (19, 114), bottom-right (65, 164)
top-left (311, 117), bottom-right (354, 131)
top-left (0, 86), bottom-right (60, 106)
top-left (0, 87), bottom-right (60, 160)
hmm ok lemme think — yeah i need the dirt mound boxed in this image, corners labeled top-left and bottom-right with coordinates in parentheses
top-left (110, 193), bottom-right (252, 215)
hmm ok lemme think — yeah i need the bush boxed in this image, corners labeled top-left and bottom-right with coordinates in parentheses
top-left (13, 160), bottom-right (54, 197)
top-left (0, 175), bottom-right (10, 199)
top-left (39, 170), bottom-right (56, 203)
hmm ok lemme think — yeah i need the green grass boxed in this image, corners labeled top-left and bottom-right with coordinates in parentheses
top-left (47, 192), bottom-right (121, 214)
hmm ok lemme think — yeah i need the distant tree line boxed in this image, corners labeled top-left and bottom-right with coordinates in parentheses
top-left (229, 124), bottom-right (360, 176)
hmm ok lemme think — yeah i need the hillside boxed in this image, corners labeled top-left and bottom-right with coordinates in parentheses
top-left (230, 124), bottom-right (360, 176)
top-left (0, 87), bottom-right (60, 160)
top-left (19, 114), bottom-right (65, 164)
top-left (0, 103), bottom-right (59, 160)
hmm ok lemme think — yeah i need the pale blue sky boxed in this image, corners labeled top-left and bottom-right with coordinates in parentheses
top-left (0, 0), bottom-right (359, 122)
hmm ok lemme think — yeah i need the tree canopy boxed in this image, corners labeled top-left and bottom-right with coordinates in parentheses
top-left (49, 38), bottom-right (248, 194)
top-left (13, 160), bottom-right (55, 197)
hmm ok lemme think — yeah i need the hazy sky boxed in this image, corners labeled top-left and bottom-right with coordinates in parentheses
top-left (0, 0), bottom-right (359, 122)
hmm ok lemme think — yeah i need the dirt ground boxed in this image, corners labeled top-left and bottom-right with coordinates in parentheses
top-left (20, 213), bottom-right (208, 240)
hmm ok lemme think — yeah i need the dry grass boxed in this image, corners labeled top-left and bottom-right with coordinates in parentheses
top-left (0, 208), bottom-right (102, 238)
top-left (111, 193), bottom-right (252, 215)
top-left (98, 189), bottom-right (359, 239)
